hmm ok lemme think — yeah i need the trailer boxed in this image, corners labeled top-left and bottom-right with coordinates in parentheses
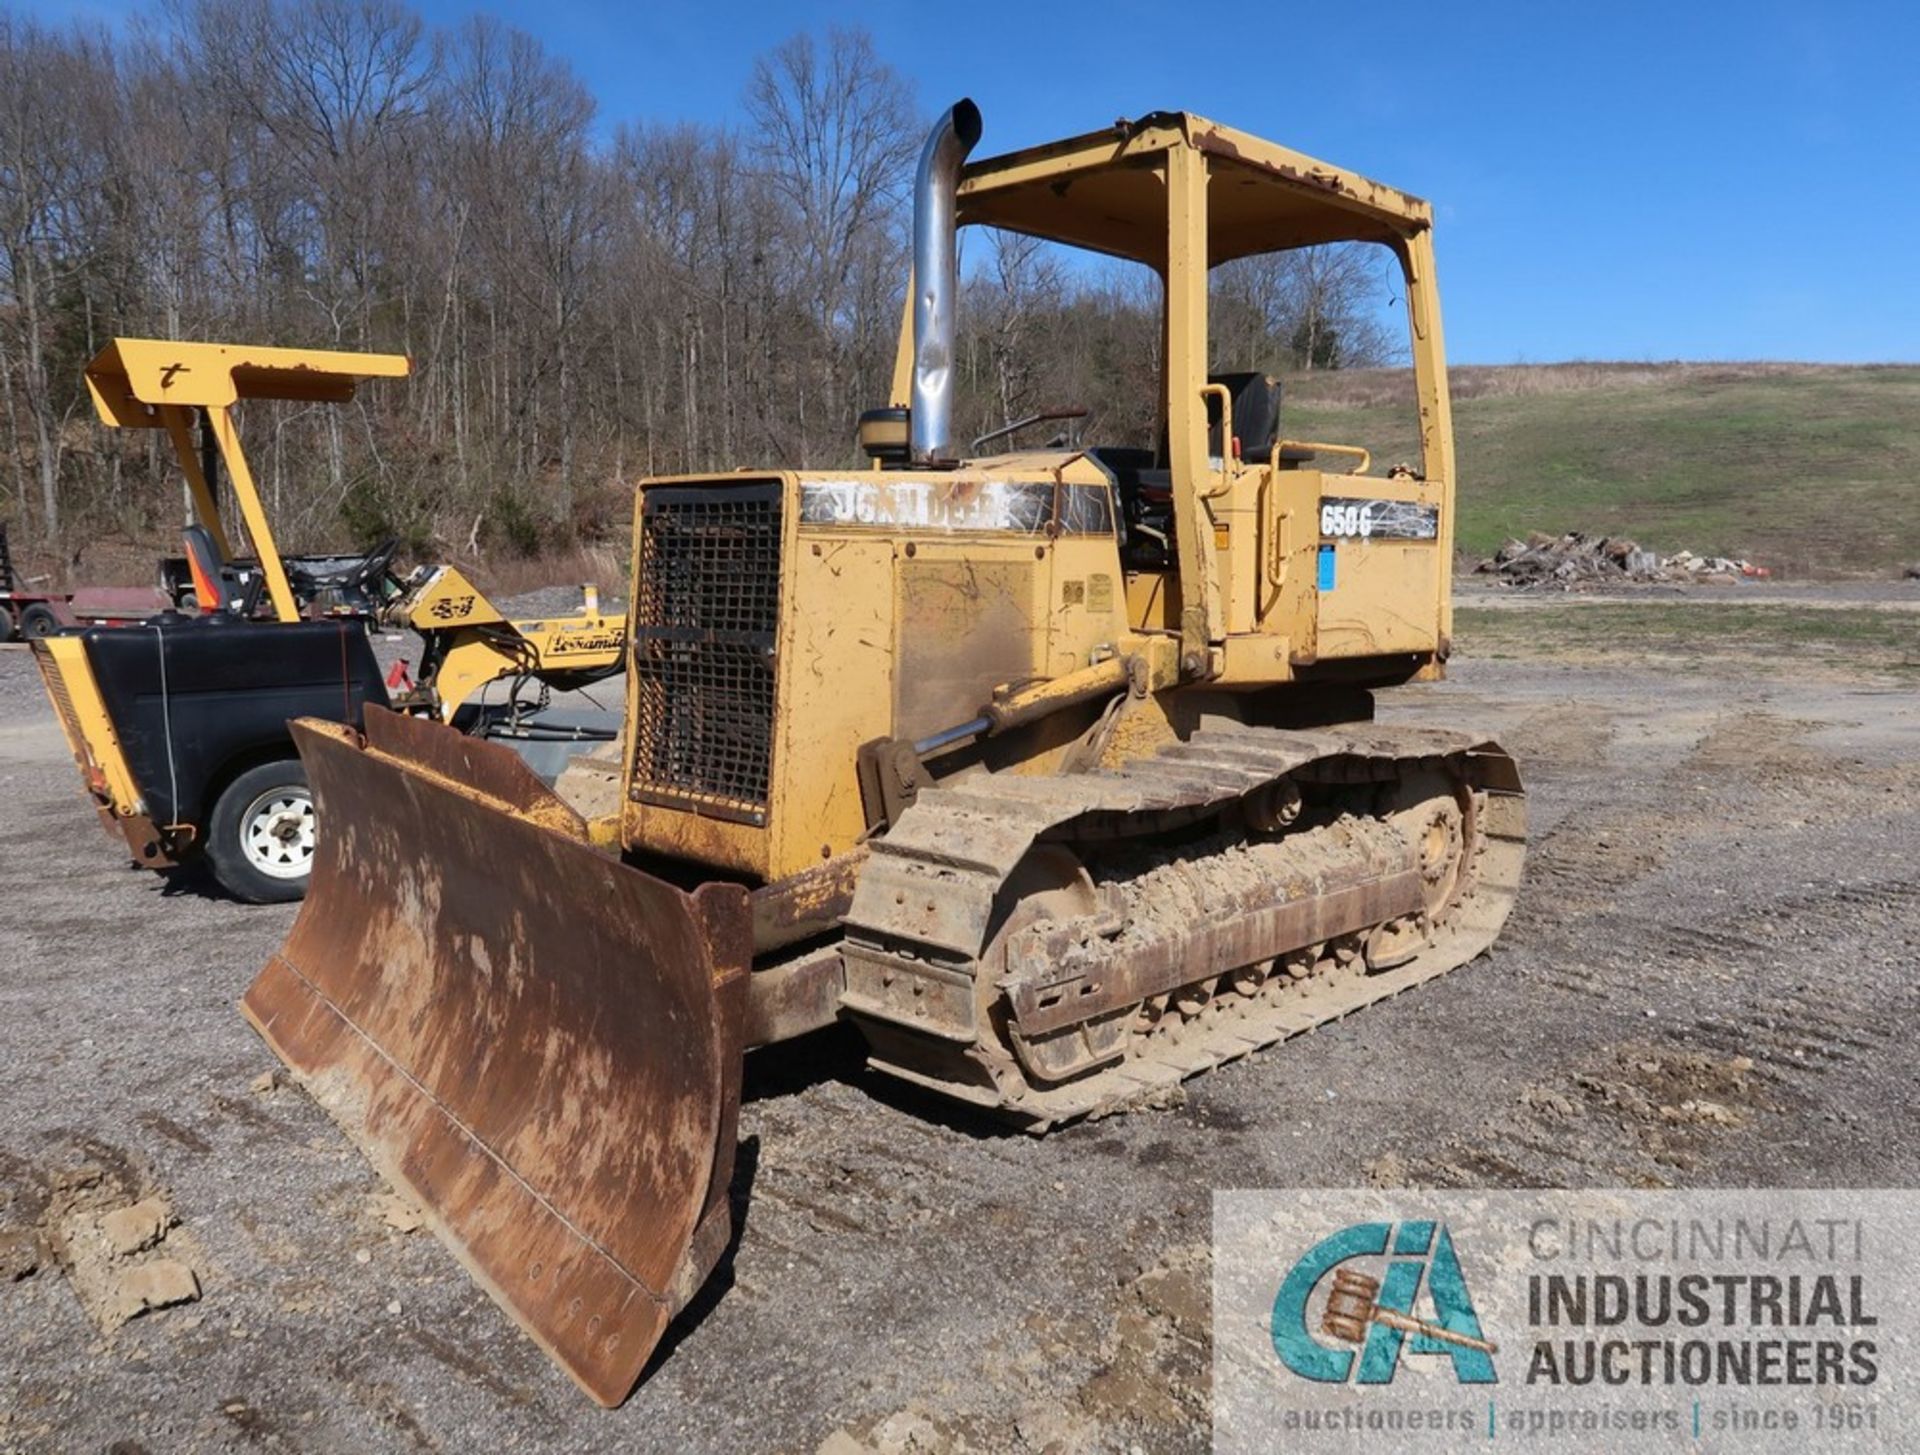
top-left (0, 524), bottom-right (169, 643)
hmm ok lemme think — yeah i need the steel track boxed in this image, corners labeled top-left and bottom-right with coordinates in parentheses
top-left (839, 723), bottom-right (1526, 1129)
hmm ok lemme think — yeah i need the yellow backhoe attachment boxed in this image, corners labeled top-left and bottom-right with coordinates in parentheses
top-left (388, 565), bottom-right (627, 721)
top-left (240, 709), bottom-right (747, 1405)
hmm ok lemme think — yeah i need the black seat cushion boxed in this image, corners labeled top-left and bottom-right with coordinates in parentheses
top-left (1208, 371), bottom-right (1280, 459)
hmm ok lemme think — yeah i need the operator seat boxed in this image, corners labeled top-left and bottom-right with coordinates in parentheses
top-left (1093, 372), bottom-right (1317, 569)
top-left (181, 525), bottom-right (233, 613)
top-left (1207, 371), bottom-right (1281, 461)
top-left (181, 524), bottom-right (267, 618)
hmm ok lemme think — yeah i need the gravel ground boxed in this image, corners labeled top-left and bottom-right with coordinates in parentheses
top-left (2, 609), bottom-right (1918, 1453)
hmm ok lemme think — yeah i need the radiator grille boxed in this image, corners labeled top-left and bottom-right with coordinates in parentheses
top-left (31, 642), bottom-right (93, 770)
top-left (630, 481), bottom-right (782, 825)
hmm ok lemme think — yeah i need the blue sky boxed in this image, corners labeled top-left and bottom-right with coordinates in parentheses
top-left (21, 0), bottom-right (1920, 362)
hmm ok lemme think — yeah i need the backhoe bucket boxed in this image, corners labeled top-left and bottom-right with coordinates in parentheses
top-left (241, 707), bottom-right (749, 1406)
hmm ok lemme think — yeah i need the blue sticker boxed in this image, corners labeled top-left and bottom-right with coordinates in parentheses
top-left (1317, 544), bottom-right (1337, 592)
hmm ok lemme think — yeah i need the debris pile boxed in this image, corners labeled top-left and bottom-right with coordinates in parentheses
top-left (1477, 531), bottom-right (1769, 589)
top-left (3, 1156), bottom-right (207, 1332)
top-left (1663, 549), bottom-right (1771, 582)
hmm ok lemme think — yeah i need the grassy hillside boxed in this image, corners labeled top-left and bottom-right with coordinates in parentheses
top-left (1283, 363), bottom-right (1920, 576)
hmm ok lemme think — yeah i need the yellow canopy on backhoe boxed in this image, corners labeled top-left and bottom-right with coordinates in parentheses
top-left (84, 337), bottom-right (409, 425)
top-left (79, 339), bottom-right (410, 622)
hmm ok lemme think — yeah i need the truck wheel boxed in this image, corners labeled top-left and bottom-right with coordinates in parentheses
top-left (19, 604), bottom-right (58, 640)
top-left (206, 760), bottom-right (314, 904)
top-left (0, 605), bottom-right (14, 642)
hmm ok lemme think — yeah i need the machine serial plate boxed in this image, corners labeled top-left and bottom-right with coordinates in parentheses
top-left (1317, 497), bottom-right (1440, 540)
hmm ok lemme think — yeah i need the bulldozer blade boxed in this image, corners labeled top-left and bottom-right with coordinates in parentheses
top-left (241, 707), bottom-right (749, 1406)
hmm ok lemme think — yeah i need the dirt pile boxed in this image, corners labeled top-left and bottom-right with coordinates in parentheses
top-left (0, 1148), bottom-right (207, 1333)
top-left (1478, 531), bottom-right (1769, 588)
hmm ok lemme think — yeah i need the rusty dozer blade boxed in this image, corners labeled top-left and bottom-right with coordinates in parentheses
top-left (241, 707), bottom-right (748, 1406)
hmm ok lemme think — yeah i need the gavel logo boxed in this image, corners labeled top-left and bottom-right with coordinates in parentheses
top-left (1321, 1267), bottom-right (1499, 1354)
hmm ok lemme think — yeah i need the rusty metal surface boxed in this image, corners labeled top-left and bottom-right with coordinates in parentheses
top-left (108, 809), bottom-right (178, 866)
top-left (749, 849), bottom-right (864, 954)
top-left (743, 944), bottom-right (846, 1047)
top-left (360, 705), bottom-right (589, 838)
top-left (1001, 829), bottom-right (1423, 1036)
top-left (240, 714), bottom-right (748, 1406)
top-left (678, 887), bottom-right (750, 1311)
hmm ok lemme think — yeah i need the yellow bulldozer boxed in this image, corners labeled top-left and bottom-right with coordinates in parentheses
top-left (32, 338), bottom-right (625, 900)
top-left (241, 103), bottom-right (1526, 1402)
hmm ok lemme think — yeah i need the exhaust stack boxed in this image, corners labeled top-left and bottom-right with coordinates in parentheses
top-left (910, 99), bottom-right (983, 466)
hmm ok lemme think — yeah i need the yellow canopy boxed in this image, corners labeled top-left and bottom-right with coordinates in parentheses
top-left (81, 338), bottom-right (410, 623)
top-left (957, 111), bottom-right (1431, 268)
top-left (85, 337), bottom-right (410, 428)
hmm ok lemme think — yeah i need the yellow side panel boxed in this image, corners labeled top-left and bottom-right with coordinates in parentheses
top-left (768, 537), bottom-right (898, 877)
top-left (32, 637), bottom-right (142, 814)
top-left (625, 799), bottom-right (773, 880)
top-left (1129, 568), bottom-right (1194, 638)
top-left (1315, 540), bottom-right (1440, 657)
top-left (1245, 465), bottom-right (1325, 654)
top-left (1043, 535), bottom-right (1132, 676)
top-left (892, 550), bottom-right (1040, 744)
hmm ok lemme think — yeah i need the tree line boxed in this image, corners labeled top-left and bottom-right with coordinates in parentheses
top-left (0, 2), bottom-right (1396, 577)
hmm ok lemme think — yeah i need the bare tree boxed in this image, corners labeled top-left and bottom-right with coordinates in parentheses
top-left (745, 28), bottom-right (917, 462)
top-left (0, 12), bottom-right (1396, 580)
top-left (1213, 243), bottom-right (1398, 373)
top-left (0, 19), bottom-right (123, 540)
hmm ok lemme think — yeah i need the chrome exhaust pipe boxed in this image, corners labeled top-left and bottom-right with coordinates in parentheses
top-left (910, 99), bottom-right (983, 466)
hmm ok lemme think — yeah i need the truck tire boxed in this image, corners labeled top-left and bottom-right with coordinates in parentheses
top-left (0, 605), bottom-right (14, 643)
top-left (205, 759), bottom-right (314, 904)
top-left (19, 604), bottom-right (58, 640)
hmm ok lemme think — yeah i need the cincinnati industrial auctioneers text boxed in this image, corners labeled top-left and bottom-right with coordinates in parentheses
top-left (1215, 1192), bottom-right (1911, 1455)
top-left (1522, 1216), bottom-right (1877, 1388)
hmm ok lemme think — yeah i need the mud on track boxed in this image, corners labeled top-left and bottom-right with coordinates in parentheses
top-left (2, 611), bottom-right (1918, 1453)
